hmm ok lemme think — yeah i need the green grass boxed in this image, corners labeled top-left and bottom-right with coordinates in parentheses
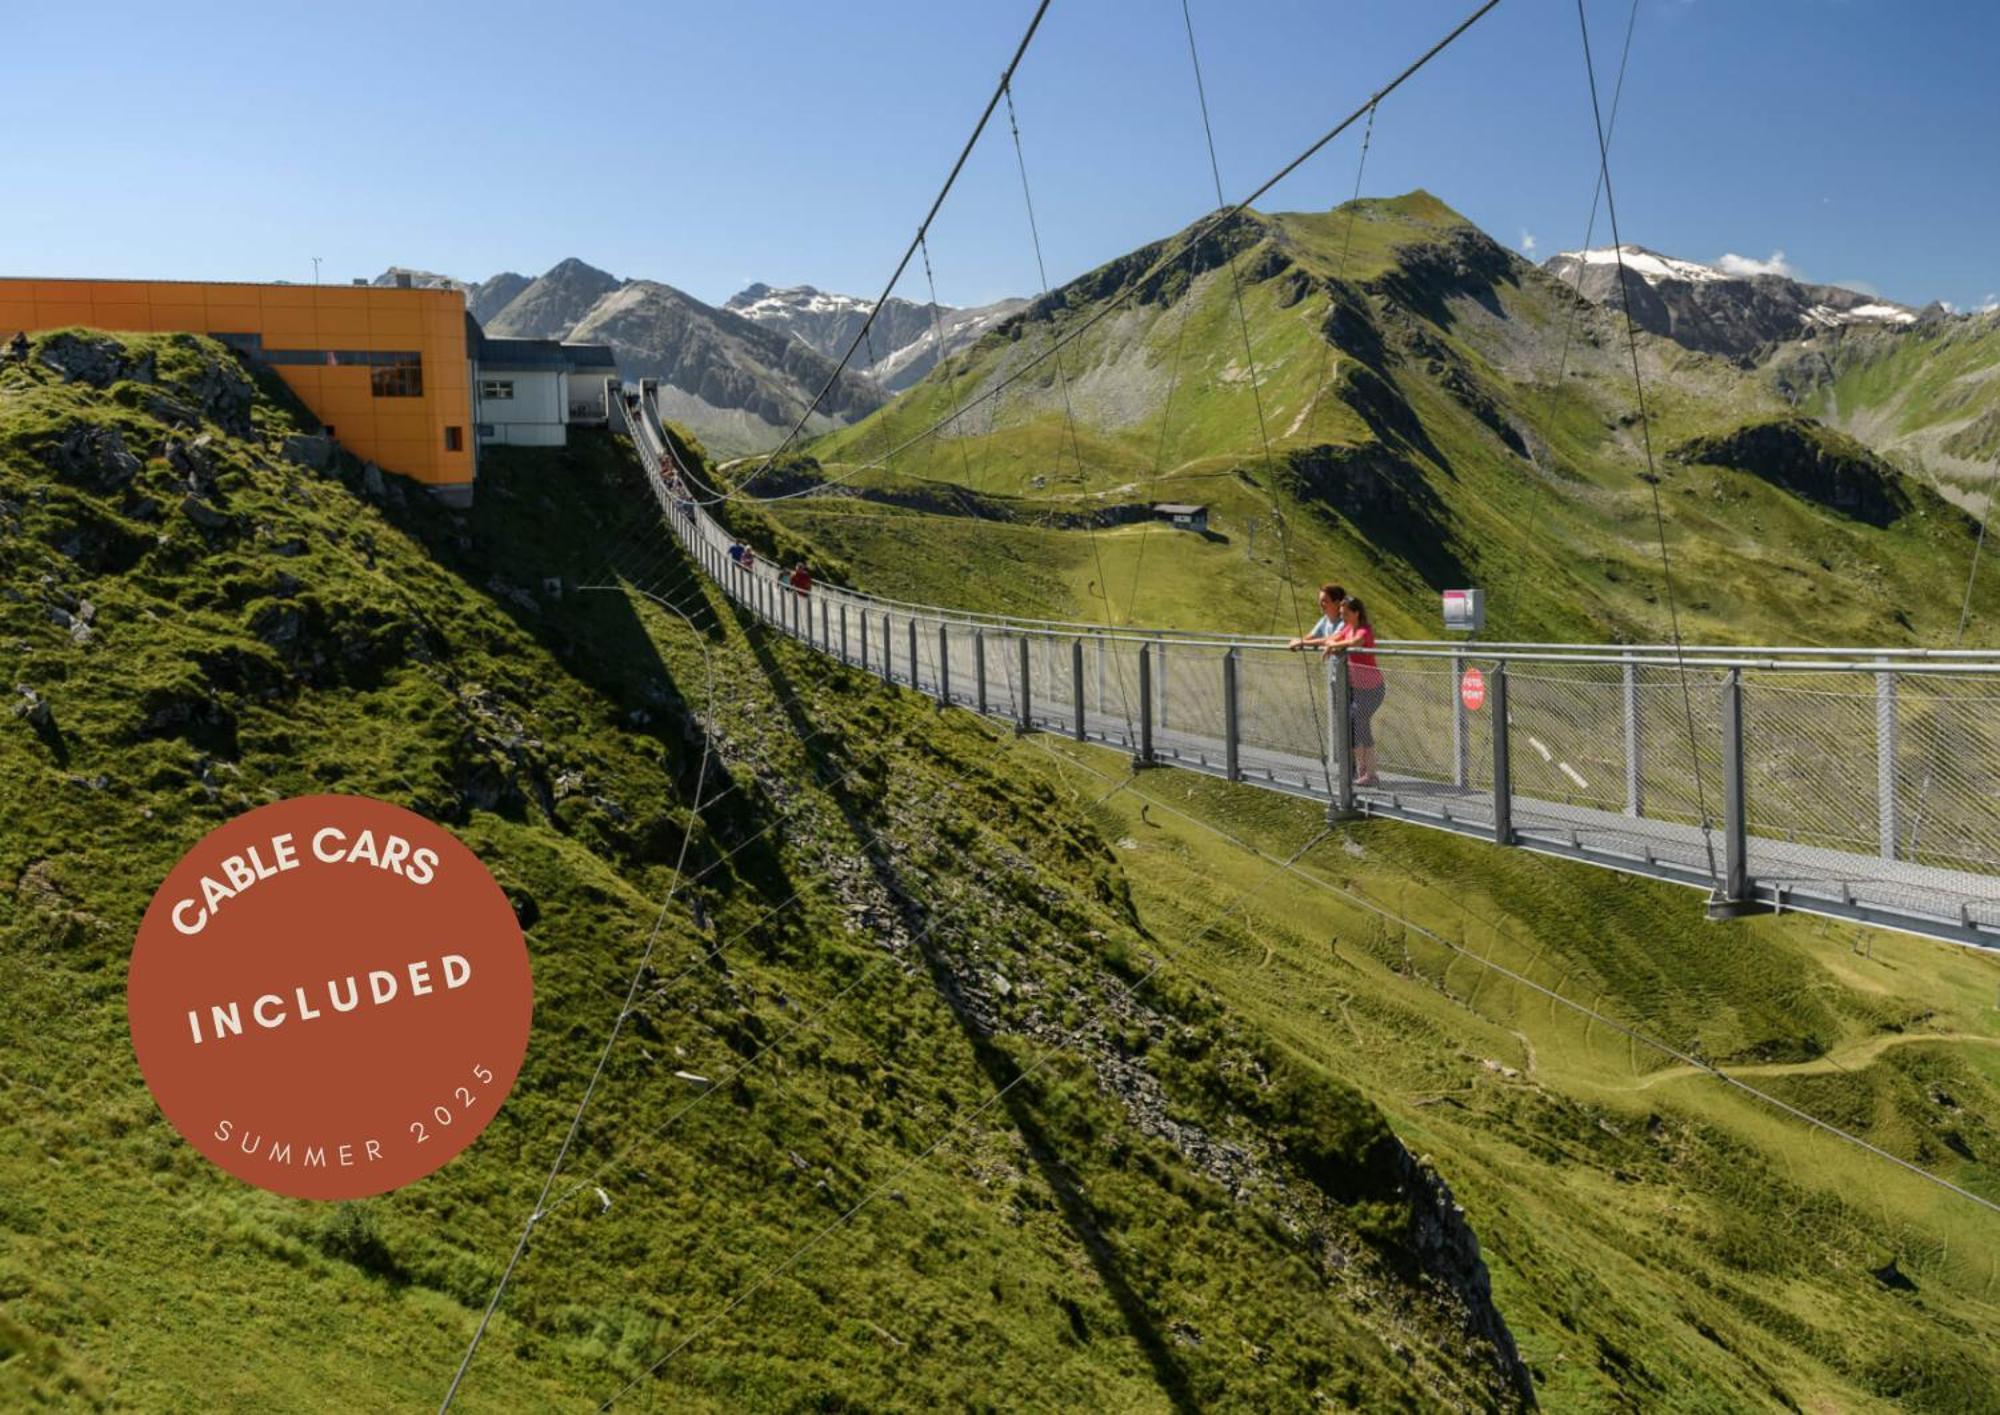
top-left (1024, 734), bottom-right (2000, 1409)
top-left (5, 331), bottom-right (1998, 1412)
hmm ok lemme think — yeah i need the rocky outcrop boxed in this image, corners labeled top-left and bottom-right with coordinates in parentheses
top-left (1544, 246), bottom-right (1916, 364)
top-left (1285, 442), bottom-right (1467, 587)
top-left (1669, 417), bottom-right (1914, 526)
top-left (725, 283), bottom-right (1028, 392)
top-left (570, 280), bottom-right (885, 434)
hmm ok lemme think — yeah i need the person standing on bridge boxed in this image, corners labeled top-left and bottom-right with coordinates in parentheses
top-left (1288, 584), bottom-right (1346, 654)
top-left (789, 562), bottom-right (813, 597)
top-left (1331, 596), bottom-right (1385, 786)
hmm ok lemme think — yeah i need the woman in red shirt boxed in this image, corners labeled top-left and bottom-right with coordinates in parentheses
top-left (1330, 597), bottom-right (1386, 785)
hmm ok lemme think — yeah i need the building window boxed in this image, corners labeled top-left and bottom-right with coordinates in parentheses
top-left (444, 426), bottom-right (464, 452)
top-left (480, 380), bottom-right (514, 401)
top-left (371, 360), bottom-right (423, 397)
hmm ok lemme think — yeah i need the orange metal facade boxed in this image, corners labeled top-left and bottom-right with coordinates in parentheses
top-left (0, 278), bottom-right (474, 492)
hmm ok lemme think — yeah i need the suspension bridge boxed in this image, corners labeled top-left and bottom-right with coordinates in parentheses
top-left (619, 384), bottom-right (2000, 953)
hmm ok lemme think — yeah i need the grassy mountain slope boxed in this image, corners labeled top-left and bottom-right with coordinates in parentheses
top-left (1776, 309), bottom-right (2000, 506)
top-left (4, 333), bottom-right (1997, 1412)
top-left (770, 194), bottom-right (1995, 647)
top-left (1, 332), bottom-right (1532, 1410)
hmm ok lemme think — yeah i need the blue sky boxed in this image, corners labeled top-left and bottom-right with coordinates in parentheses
top-left (3, 0), bottom-right (1994, 312)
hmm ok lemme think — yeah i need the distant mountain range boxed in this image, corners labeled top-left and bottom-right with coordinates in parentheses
top-left (371, 262), bottom-right (1023, 456)
top-left (724, 284), bottom-right (1026, 392)
top-left (1540, 246), bottom-right (1921, 363)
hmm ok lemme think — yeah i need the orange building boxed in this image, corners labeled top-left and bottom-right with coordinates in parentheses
top-left (0, 277), bottom-right (476, 502)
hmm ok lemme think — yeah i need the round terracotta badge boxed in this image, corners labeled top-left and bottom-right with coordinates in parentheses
top-left (127, 795), bottom-right (533, 1199)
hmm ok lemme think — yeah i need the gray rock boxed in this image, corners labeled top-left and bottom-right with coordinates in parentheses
top-left (14, 686), bottom-right (51, 729)
top-left (280, 433), bottom-right (334, 472)
top-left (178, 495), bottom-right (233, 531)
top-left (361, 462), bottom-right (386, 499)
top-left (37, 332), bottom-right (152, 387)
top-left (48, 421), bottom-right (142, 493)
top-left (173, 353), bottom-right (254, 436)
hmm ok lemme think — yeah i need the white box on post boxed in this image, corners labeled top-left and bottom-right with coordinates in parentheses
top-left (1442, 588), bottom-right (1484, 633)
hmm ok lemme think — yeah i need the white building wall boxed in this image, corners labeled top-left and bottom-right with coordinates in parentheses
top-left (475, 368), bottom-right (565, 446)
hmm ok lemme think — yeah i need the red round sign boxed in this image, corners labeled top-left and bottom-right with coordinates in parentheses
top-left (127, 795), bottom-right (533, 1199)
top-left (1460, 666), bottom-right (1487, 711)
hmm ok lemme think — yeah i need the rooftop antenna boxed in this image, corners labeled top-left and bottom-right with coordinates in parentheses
top-left (311, 256), bottom-right (322, 285)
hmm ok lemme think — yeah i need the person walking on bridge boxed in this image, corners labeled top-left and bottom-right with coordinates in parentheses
top-left (1288, 584), bottom-right (1346, 654)
top-left (789, 562), bottom-right (813, 597)
top-left (1330, 597), bottom-right (1385, 785)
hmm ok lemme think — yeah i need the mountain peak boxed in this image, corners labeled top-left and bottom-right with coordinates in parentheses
top-left (542, 256), bottom-right (619, 284)
top-left (1543, 244), bottom-right (1916, 360)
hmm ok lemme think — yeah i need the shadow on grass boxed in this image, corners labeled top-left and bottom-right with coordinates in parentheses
top-left (725, 597), bottom-right (1202, 1414)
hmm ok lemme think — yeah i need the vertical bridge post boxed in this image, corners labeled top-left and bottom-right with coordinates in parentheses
top-left (1135, 643), bottom-right (1154, 767)
top-left (859, 610), bottom-right (869, 675)
top-left (975, 630), bottom-right (988, 715)
top-left (1876, 660), bottom-right (1898, 860)
top-left (1017, 636), bottom-right (1033, 733)
top-left (1451, 651), bottom-right (1469, 790)
top-left (937, 623), bottom-right (951, 708)
top-left (841, 604), bottom-right (850, 665)
top-left (1708, 666), bottom-right (1757, 917)
top-left (1492, 661), bottom-right (1512, 845)
top-left (1329, 650), bottom-right (1356, 820)
top-left (907, 617), bottom-right (919, 693)
top-left (1223, 648), bottom-right (1241, 782)
top-left (1623, 657), bottom-right (1643, 817)
top-left (881, 613), bottom-right (894, 686)
top-left (1071, 639), bottom-right (1086, 742)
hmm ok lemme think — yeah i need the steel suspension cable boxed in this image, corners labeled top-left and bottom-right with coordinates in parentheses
top-left (1041, 742), bottom-right (2000, 1220)
top-left (1001, 80), bottom-right (1139, 736)
top-left (1300, 101), bottom-right (1375, 448)
top-left (736, 0), bottom-right (1055, 497)
top-left (1180, 0), bottom-right (1304, 643)
top-left (915, 235), bottom-right (990, 523)
top-left (1117, 235), bottom-right (1203, 626)
top-left (1516, 0), bottom-right (1640, 570)
top-left (440, 569), bottom-right (721, 1412)
top-left (701, 0), bottom-right (1506, 510)
top-left (1574, 0), bottom-right (1720, 888)
top-left (593, 818), bottom-right (1328, 1408)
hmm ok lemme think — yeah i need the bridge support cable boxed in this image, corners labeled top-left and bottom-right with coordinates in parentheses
top-left (1041, 741), bottom-right (2000, 1222)
top-left (440, 552), bottom-right (722, 1414)
top-left (1300, 101), bottom-right (1376, 449)
top-left (592, 818), bottom-right (1330, 1409)
top-left (1001, 80), bottom-right (1140, 742)
top-left (1573, 0), bottom-right (1723, 896)
top-left (1900, 484), bottom-right (1995, 854)
top-left (708, 0), bottom-right (1506, 510)
top-left (1179, 0), bottom-right (1337, 801)
top-left (736, 0), bottom-right (1055, 498)
top-left (1517, 0), bottom-right (1641, 560)
top-left (1180, 0), bottom-right (1299, 643)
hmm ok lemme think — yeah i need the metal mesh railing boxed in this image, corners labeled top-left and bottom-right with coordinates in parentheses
top-left (615, 394), bottom-right (2000, 947)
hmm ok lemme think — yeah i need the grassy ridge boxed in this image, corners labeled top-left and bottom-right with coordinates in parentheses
top-left (776, 195), bottom-right (1998, 649)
